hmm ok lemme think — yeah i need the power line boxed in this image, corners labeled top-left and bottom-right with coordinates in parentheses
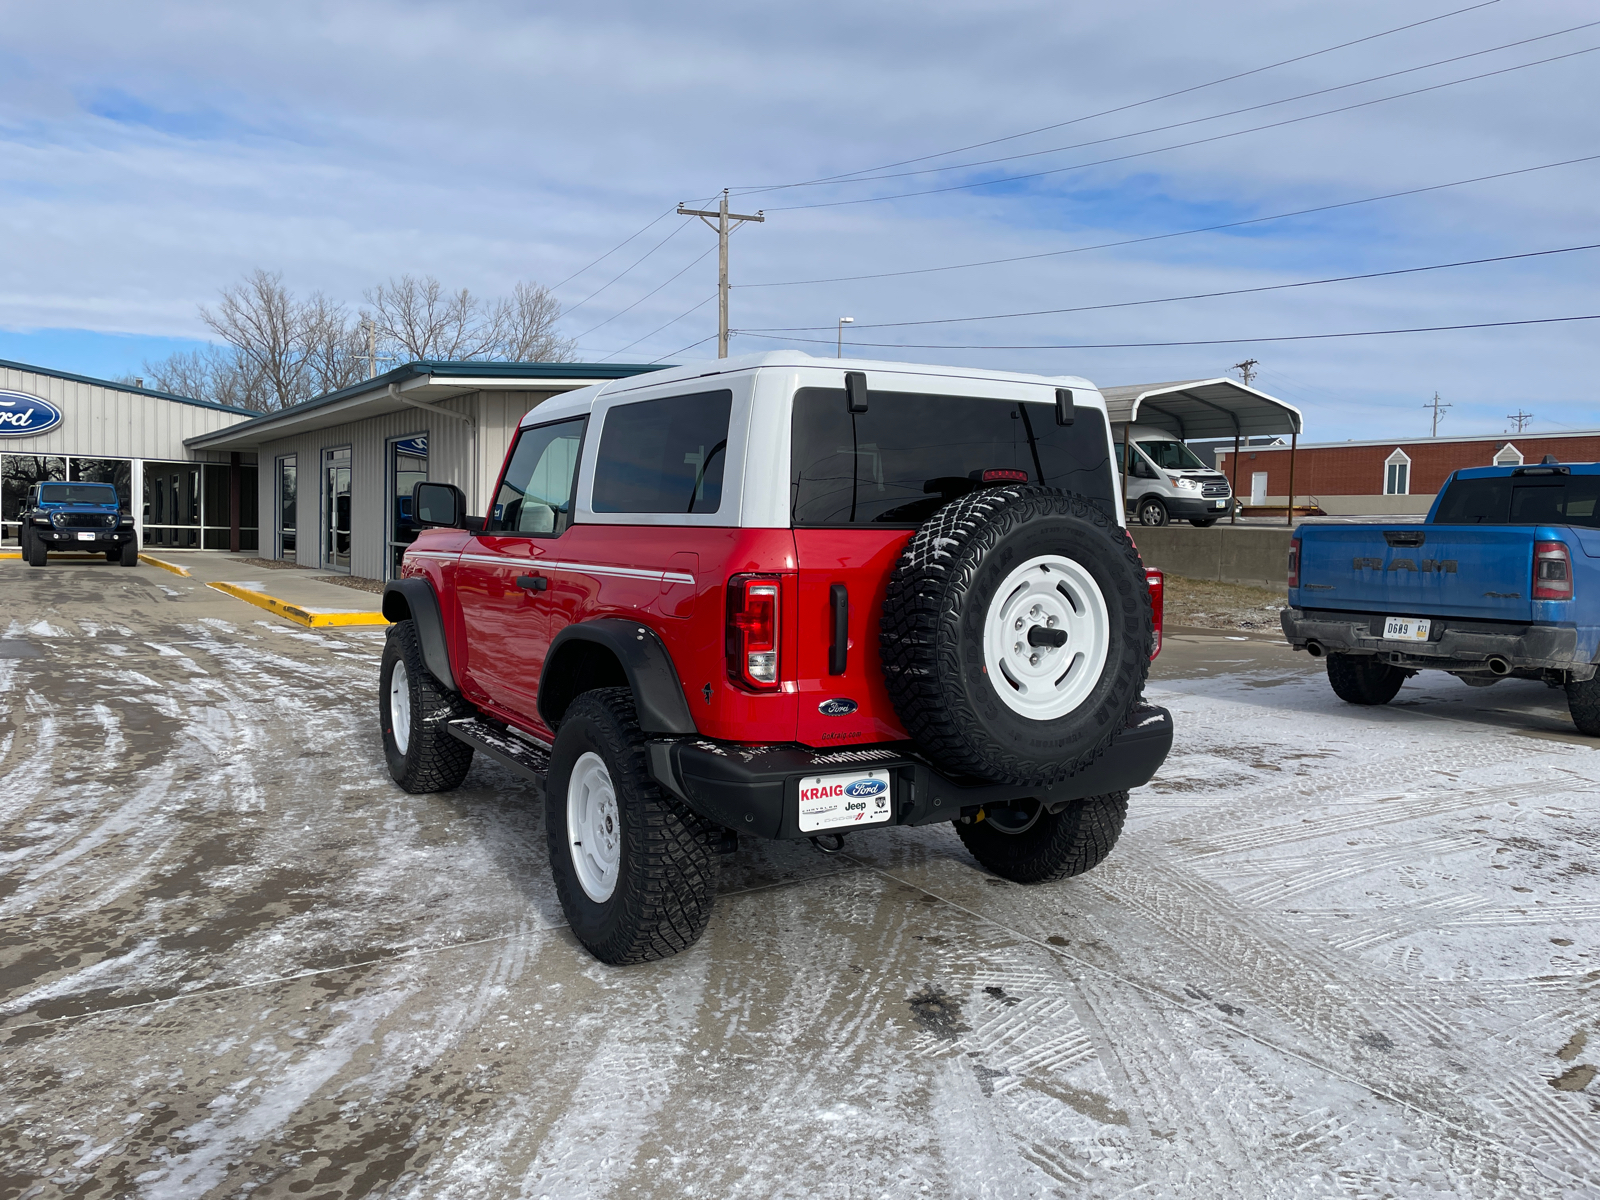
top-left (737, 154), bottom-right (1600, 288)
top-left (765, 44), bottom-right (1600, 212)
top-left (750, 20), bottom-right (1598, 195)
top-left (551, 208), bottom-right (674, 291)
top-left (732, 313), bottom-right (1600, 352)
top-left (731, 0), bottom-right (1503, 194)
top-left (572, 245), bottom-right (716, 342)
top-left (739, 243), bottom-right (1600, 332)
top-left (595, 293), bottom-right (717, 363)
top-left (652, 333), bottom-right (718, 364)
top-left (561, 221), bottom-right (691, 317)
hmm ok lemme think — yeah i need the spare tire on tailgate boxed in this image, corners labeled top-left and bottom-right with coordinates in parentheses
top-left (880, 485), bottom-right (1150, 786)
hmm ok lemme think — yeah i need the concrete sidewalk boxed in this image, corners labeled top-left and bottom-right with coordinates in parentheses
top-left (139, 551), bottom-right (389, 627)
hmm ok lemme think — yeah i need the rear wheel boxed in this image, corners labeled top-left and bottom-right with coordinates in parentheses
top-left (1137, 498), bottom-right (1168, 526)
top-left (1325, 653), bottom-right (1407, 705)
top-left (379, 619), bottom-right (474, 792)
top-left (546, 688), bottom-right (721, 964)
top-left (1565, 678), bottom-right (1600, 736)
top-left (956, 792), bottom-right (1128, 883)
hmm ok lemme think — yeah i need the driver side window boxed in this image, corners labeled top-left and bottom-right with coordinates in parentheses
top-left (489, 418), bottom-right (586, 536)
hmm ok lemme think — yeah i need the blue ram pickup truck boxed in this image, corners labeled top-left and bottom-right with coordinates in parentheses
top-left (20, 481), bottom-right (139, 567)
top-left (1281, 459), bottom-right (1600, 735)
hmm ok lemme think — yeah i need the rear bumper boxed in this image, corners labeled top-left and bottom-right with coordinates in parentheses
top-left (1281, 606), bottom-right (1589, 677)
top-left (648, 702), bottom-right (1175, 840)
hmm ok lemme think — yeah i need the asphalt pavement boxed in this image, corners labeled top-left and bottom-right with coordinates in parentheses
top-left (2, 556), bottom-right (1596, 1198)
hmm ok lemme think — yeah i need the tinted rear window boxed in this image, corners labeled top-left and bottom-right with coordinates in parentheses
top-left (39, 484), bottom-right (117, 504)
top-left (1434, 474), bottom-right (1600, 528)
top-left (592, 389), bottom-right (732, 514)
top-left (791, 388), bottom-right (1115, 527)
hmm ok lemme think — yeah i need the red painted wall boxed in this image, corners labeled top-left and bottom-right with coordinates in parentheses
top-left (1218, 435), bottom-right (1600, 498)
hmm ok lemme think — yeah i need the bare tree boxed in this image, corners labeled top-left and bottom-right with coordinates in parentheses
top-left (301, 292), bottom-right (367, 394)
top-left (494, 281), bottom-right (574, 362)
top-left (200, 270), bottom-right (309, 411)
top-left (364, 275), bottom-right (500, 362)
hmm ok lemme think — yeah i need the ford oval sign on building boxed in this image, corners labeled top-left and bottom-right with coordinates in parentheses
top-left (0, 390), bottom-right (63, 437)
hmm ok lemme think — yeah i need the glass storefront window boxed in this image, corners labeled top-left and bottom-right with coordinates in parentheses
top-left (324, 447), bottom-right (352, 572)
top-left (279, 457), bottom-right (297, 557)
top-left (69, 458), bottom-right (133, 508)
top-left (388, 435), bottom-right (427, 578)
top-left (143, 462), bottom-right (201, 548)
top-left (1, 455), bottom-right (68, 545)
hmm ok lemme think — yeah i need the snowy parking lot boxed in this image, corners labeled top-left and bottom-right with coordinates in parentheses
top-left (2, 561), bottom-right (1597, 1198)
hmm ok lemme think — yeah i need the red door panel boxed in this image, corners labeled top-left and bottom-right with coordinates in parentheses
top-left (793, 528), bottom-right (915, 748)
top-left (454, 536), bottom-right (552, 716)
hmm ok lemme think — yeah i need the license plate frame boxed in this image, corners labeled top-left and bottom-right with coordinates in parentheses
top-left (797, 769), bottom-right (893, 833)
top-left (76, 531), bottom-right (96, 541)
top-left (1383, 616), bottom-right (1431, 642)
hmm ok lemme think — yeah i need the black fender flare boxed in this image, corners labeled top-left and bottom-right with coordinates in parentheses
top-left (539, 619), bottom-right (697, 736)
top-left (381, 579), bottom-right (458, 692)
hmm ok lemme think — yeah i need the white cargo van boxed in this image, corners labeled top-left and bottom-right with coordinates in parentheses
top-left (1114, 422), bottom-right (1234, 527)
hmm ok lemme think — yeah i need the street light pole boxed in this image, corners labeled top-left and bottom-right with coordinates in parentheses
top-left (837, 316), bottom-right (854, 358)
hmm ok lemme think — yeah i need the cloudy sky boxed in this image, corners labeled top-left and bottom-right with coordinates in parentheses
top-left (0, 0), bottom-right (1595, 441)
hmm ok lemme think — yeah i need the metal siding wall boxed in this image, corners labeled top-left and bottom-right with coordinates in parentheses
top-left (0, 365), bottom-right (249, 458)
top-left (246, 390), bottom-right (546, 579)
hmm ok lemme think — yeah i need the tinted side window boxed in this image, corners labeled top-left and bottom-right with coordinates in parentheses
top-left (791, 388), bottom-right (1115, 526)
top-left (592, 390), bottom-right (732, 514)
top-left (489, 418), bottom-right (586, 535)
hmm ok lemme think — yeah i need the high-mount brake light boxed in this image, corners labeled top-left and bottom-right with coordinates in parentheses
top-left (1146, 569), bottom-right (1164, 660)
top-left (1533, 541), bottom-right (1573, 601)
top-left (727, 574), bottom-right (782, 690)
top-left (1287, 537), bottom-right (1301, 589)
top-left (982, 468), bottom-right (1029, 483)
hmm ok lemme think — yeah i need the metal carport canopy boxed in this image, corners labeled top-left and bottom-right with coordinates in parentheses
top-left (1098, 378), bottom-right (1302, 439)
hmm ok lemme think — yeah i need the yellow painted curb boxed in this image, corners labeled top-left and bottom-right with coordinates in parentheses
top-left (206, 581), bottom-right (389, 628)
top-left (1, 550), bottom-right (112, 560)
top-left (139, 554), bottom-right (191, 576)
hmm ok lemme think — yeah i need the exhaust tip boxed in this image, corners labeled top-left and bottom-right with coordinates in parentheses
top-left (1487, 656), bottom-right (1512, 676)
top-left (1305, 640), bottom-right (1325, 658)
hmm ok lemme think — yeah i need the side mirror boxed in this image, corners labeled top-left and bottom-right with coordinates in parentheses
top-left (1055, 387), bottom-right (1074, 426)
top-left (845, 371), bottom-right (869, 414)
top-left (413, 481), bottom-right (467, 529)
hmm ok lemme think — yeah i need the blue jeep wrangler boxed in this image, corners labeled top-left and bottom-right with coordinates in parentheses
top-left (20, 481), bottom-right (139, 567)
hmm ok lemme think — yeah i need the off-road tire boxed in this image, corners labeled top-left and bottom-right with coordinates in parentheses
top-left (1189, 519), bottom-right (1218, 528)
top-left (1325, 652), bottom-right (1407, 705)
top-left (546, 688), bottom-right (721, 964)
top-left (25, 535), bottom-right (46, 567)
top-left (956, 791), bottom-right (1128, 883)
top-left (120, 539), bottom-right (139, 567)
top-left (880, 485), bottom-right (1151, 786)
top-left (1137, 498), bottom-right (1168, 526)
top-left (380, 619), bottom-right (474, 792)
top-left (1565, 678), bottom-right (1600, 737)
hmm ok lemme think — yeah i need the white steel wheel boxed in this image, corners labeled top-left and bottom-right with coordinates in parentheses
top-left (982, 554), bottom-right (1111, 721)
top-left (389, 659), bottom-right (412, 753)
top-left (567, 751), bottom-right (622, 903)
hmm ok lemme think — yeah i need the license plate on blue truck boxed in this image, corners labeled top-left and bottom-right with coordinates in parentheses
top-left (1383, 617), bottom-right (1430, 641)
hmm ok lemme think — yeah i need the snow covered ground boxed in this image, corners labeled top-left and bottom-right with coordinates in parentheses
top-left (0, 564), bottom-right (1596, 1198)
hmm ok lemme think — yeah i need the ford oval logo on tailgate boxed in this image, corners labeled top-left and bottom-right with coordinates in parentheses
top-left (0, 391), bottom-right (63, 438)
top-left (845, 778), bottom-right (887, 798)
top-left (818, 697), bottom-right (858, 717)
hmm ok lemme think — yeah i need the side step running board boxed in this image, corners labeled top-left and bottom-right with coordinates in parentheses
top-left (446, 717), bottom-right (551, 785)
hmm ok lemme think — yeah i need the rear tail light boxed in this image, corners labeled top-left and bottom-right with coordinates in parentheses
top-left (727, 574), bottom-right (782, 689)
top-left (1287, 537), bottom-right (1301, 589)
top-left (1533, 541), bottom-right (1573, 600)
top-left (1146, 568), bottom-right (1164, 660)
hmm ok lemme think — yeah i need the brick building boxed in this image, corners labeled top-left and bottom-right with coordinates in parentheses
top-left (1218, 430), bottom-right (1600, 515)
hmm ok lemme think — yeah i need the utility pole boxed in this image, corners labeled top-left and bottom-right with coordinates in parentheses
top-left (1424, 391), bottom-right (1452, 436)
top-left (1507, 409), bottom-right (1533, 433)
top-left (678, 190), bottom-right (764, 358)
top-left (366, 318), bottom-right (377, 379)
top-left (1232, 358), bottom-right (1259, 386)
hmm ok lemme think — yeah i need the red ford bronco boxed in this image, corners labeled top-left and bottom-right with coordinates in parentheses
top-left (379, 353), bottom-right (1171, 964)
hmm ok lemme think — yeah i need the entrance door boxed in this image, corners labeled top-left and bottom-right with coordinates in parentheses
top-left (278, 456), bottom-right (297, 557)
top-left (1251, 472), bottom-right (1268, 506)
top-left (324, 448), bottom-right (351, 571)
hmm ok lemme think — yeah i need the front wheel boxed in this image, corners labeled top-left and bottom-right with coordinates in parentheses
top-left (546, 688), bottom-right (721, 964)
top-left (1325, 653), bottom-right (1407, 705)
top-left (1189, 518), bottom-right (1218, 528)
top-left (956, 792), bottom-right (1128, 883)
top-left (120, 539), bottom-right (139, 567)
top-left (379, 619), bottom-right (474, 792)
top-left (25, 535), bottom-right (46, 567)
top-left (1137, 498), bottom-right (1168, 526)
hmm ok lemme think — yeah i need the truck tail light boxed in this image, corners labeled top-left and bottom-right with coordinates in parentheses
top-left (1146, 568), bottom-right (1164, 660)
top-left (1287, 537), bottom-right (1301, 589)
top-left (727, 574), bottom-right (782, 690)
top-left (1533, 541), bottom-right (1573, 600)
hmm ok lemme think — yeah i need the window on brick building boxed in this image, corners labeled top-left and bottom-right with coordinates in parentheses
top-left (1384, 448), bottom-right (1410, 496)
top-left (1493, 443), bottom-right (1523, 467)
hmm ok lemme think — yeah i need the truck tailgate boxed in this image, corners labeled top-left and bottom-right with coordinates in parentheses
top-left (1296, 525), bottom-right (1537, 621)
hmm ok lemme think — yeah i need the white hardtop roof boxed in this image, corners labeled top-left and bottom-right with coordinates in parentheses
top-left (1099, 378), bottom-right (1303, 439)
top-left (522, 351), bottom-right (1100, 427)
